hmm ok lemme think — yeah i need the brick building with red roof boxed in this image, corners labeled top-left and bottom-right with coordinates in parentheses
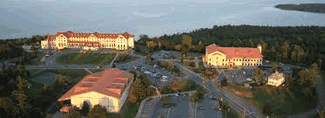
top-left (41, 31), bottom-right (134, 50)
top-left (58, 68), bottom-right (134, 113)
top-left (202, 44), bottom-right (263, 68)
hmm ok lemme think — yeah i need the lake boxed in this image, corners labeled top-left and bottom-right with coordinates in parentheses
top-left (0, 0), bottom-right (324, 40)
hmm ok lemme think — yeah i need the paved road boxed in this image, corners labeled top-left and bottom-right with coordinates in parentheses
top-left (163, 59), bottom-right (265, 118)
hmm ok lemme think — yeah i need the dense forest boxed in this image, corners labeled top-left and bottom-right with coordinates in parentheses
top-left (0, 35), bottom-right (43, 60)
top-left (275, 3), bottom-right (325, 14)
top-left (137, 25), bottom-right (325, 71)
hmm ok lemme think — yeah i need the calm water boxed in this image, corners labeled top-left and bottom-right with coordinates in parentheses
top-left (0, 0), bottom-right (324, 40)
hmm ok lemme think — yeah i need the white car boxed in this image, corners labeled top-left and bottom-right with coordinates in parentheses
top-left (144, 71), bottom-right (152, 75)
top-left (246, 78), bottom-right (252, 81)
top-left (161, 78), bottom-right (167, 82)
top-left (162, 75), bottom-right (168, 79)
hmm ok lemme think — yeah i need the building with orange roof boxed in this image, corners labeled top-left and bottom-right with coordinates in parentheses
top-left (58, 68), bottom-right (134, 113)
top-left (41, 31), bottom-right (134, 50)
top-left (202, 44), bottom-right (263, 68)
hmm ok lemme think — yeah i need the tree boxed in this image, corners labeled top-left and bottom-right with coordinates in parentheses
top-left (252, 67), bottom-right (264, 86)
top-left (158, 60), bottom-right (168, 68)
top-left (42, 84), bottom-right (50, 92)
top-left (30, 43), bottom-right (36, 58)
top-left (88, 104), bottom-right (109, 118)
top-left (65, 76), bottom-right (71, 84)
top-left (291, 45), bottom-right (305, 63)
top-left (271, 62), bottom-right (277, 71)
top-left (196, 86), bottom-right (207, 102)
top-left (181, 35), bottom-right (192, 48)
top-left (0, 97), bottom-right (14, 109)
top-left (12, 77), bottom-right (28, 110)
top-left (190, 93), bottom-right (197, 102)
top-left (308, 63), bottom-right (320, 85)
top-left (130, 75), bottom-right (151, 103)
top-left (175, 44), bottom-right (182, 51)
top-left (81, 101), bottom-right (91, 116)
top-left (170, 79), bottom-right (182, 92)
top-left (262, 103), bottom-right (272, 116)
top-left (298, 69), bottom-right (308, 85)
top-left (145, 54), bottom-right (152, 64)
top-left (281, 41), bottom-right (290, 62)
top-left (196, 41), bottom-right (204, 52)
top-left (167, 63), bottom-right (174, 72)
top-left (161, 97), bottom-right (170, 105)
top-left (55, 75), bottom-right (65, 87)
top-left (67, 106), bottom-right (81, 118)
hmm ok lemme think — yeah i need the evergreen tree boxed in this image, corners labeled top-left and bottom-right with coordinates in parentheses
top-left (88, 104), bottom-right (109, 118)
top-left (81, 101), bottom-right (90, 116)
top-left (67, 106), bottom-right (81, 118)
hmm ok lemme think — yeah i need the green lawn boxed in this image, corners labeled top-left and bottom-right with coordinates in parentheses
top-left (116, 55), bottom-right (140, 64)
top-left (251, 86), bottom-right (317, 116)
top-left (223, 110), bottom-right (241, 118)
top-left (27, 69), bottom-right (43, 76)
top-left (46, 69), bottom-right (88, 83)
top-left (225, 82), bottom-right (318, 116)
top-left (88, 69), bottom-right (105, 73)
top-left (28, 51), bottom-right (45, 65)
top-left (28, 80), bottom-right (44, 98)
top-left (109, 102), bottom-right (140, 118)
top-left (56, 53), bottom-right (116, 65)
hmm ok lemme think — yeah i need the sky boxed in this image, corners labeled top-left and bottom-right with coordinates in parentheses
top-left (0, 0), bottom-right (324, 40)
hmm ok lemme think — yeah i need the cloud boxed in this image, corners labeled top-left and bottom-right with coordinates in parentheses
top-left (219, 14), bottom-right (238, 21)
top-left (132, 12), bottom-right (168, 18)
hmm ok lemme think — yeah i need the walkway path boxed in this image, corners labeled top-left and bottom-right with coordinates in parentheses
top-left (84, 68), bottom-right (93, 74)
top-left (109, 53), bottom-right (119, 68)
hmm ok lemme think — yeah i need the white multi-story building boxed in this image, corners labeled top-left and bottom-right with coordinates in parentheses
top-left (41, 31), bottom-right (134, 50)
top-left (267, 71), bottom-right (285, 87)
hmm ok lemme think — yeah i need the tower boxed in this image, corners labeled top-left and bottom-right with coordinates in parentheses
top-left (257, 44), bottom-right (262, 53)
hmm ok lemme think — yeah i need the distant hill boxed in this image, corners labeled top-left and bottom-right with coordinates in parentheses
top-left (275, 3), bottom-right (325, 14)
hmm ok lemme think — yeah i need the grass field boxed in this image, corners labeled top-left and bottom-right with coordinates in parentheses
top-left (46, 69), bottom-right (89, 83)
top-left (116, 55), bottom-right (140, 64)
top-left (223, 110), bottom-right (241, 118)
top-left (109, 102), bottom-right (140, 118)
top-left (56, 53), bottom-right (116, 65)
top-left (227, 83), bottom-right (318, 116)
top-left (28, 51), bottom-right (45, 65)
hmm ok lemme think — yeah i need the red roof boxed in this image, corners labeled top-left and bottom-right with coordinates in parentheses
top-left (60, 106), bottom-right (71, 112)
top-left (206, 44), bottom-right (262, 59)
top-left (55, 31), bottom-right (134, 39)
top-left (58, 68), bottom-right (132, 101)
top-left (46, 35), bottom-right (56, 41)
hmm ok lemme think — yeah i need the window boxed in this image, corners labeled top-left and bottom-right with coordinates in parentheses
top-left (237, 59), bottom-right (238, 61)
top-left (233, 59), bottom-right (235, 61)
top-left (223, 59), bottom-right (224, 61)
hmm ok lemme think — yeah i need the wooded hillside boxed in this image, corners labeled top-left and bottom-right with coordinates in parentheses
top-left (137, 25), bottom-right (325, 70)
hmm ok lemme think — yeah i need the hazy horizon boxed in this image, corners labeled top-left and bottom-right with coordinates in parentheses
top-left (1, 0), bottom-right (325, 40)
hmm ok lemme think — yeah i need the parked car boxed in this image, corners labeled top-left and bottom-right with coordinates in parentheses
top-left (144, 71), bottom-right (152, 75)
top-left (175, 94), bottom-right (179, 97)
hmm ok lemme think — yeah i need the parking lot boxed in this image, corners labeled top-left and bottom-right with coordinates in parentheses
top-left (116, 57), bottom-right (176, 87)
top-left (221, 68), bottom-right (255, 83)
top-left (144, 92), bottom-right (222, 118)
